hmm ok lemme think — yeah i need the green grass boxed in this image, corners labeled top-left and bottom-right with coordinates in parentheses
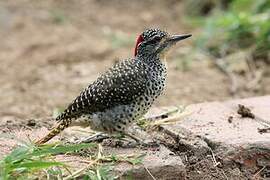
top-left (191, 0), bottom-right (270, 59)
top-left (0, 141), bottom-right (95, 179)
top-left (82, 153), bottom-right (145, 180)
top-left (0, 137), bottom-right (145, 179)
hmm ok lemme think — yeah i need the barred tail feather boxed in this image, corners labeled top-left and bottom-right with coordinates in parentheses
top-left (35, 120), bottom-right (71, 145)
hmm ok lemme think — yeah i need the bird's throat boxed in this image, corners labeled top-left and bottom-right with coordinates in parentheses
top-left (159, 49), bottom-right (168, 63)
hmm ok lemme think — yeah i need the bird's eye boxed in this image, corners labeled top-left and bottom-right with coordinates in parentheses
top-left (154, 36), bottom-right (162, 41)
top-left (147, 36), bottom-right (162, 44)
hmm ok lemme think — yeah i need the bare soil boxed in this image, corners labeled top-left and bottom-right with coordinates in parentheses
top-left (1, 2), bottom-right (270, 179)
top-left (0, 0), bottom-right (269, 132)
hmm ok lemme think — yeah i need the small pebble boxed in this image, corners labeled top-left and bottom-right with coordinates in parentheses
top-left (228, 116), bottom-right (233, 123)
top-left (27, 119), bottom-right (36, 127)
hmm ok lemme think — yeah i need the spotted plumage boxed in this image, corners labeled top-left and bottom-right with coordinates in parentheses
top-left (35, 28), bottom-right (191, 145)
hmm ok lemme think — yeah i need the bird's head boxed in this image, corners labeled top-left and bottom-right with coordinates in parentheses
top-left (134, 28), bottom-right (191, 59)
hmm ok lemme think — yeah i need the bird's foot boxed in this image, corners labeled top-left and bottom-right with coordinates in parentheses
top-left (122, 132), bottom-right (142, 142)
top-left (120, 132), bottom-right (160, 148)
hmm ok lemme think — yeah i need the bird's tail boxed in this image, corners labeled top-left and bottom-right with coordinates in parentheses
top-left (35, 119), bottom-right (71, 145)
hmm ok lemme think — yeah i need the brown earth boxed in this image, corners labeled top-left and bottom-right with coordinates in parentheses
top-left (0, 1), bottom-right (270, 179)
top-left (0, 0), bottom-right (269, 129)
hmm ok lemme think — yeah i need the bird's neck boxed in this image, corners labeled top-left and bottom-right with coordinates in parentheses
top-left (137, 53), bottom-right (165, 67)
top-left (137, 54), bottom-right (167, 81)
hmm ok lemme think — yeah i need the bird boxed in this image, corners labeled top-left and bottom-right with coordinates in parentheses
top-left (35, 28), bottom-right (191, 145)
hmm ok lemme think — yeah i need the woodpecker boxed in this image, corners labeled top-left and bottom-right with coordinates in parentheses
top-left (35, 28), bottom-right (191, 145)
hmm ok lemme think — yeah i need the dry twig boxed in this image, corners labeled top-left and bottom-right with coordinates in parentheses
top-left (144, 166), bottom-right (157, 180)
top-left (245, 55), bottom-right (264, 91)
top-left (253, 166), bottom-right (266, 179)
top-left (142, 106), bottom-right (193, 130)
top-left (209, 148), bottom-right (221, 167)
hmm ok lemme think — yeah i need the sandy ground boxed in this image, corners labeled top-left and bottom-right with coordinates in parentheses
top-left (0, 1), bottom-right (269, 179)
top-left (0, 0), bottom-right (269, 127)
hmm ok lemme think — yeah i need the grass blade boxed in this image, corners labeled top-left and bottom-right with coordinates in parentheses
top-left (10, 161), bottom-right (64, 170)
top-left (31, 143), bottom-right (96, 157)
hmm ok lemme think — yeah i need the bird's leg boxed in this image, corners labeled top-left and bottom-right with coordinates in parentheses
top-left (122, 131), bottom-right (142, 142)
top-left (121, 131), bottom-right (159, 148)
top-left (76, 132), bottom-right (110, 143)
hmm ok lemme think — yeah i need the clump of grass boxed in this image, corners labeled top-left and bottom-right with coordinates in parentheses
top-left (0, 136), bottom-right (145, 179)
top-left (193, 0), bottom-right (270, 61)
top-left (84, 165), bottom-right (114, 180)
top-left (0, 141), bottom-right (95, 179)
top-left (64, 144), bottom-right (145, 179)
top-left (82, 153), bottom-right (145, 180)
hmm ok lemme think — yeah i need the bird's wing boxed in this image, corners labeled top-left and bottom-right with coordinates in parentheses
top-left (56, 59), bottom-right (148, 121)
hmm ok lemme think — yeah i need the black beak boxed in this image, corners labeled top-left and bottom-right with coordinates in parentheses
top-left (168, 34), bottom-right (192, 43)
top-left (156, 34), bottom-right (192, 54)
